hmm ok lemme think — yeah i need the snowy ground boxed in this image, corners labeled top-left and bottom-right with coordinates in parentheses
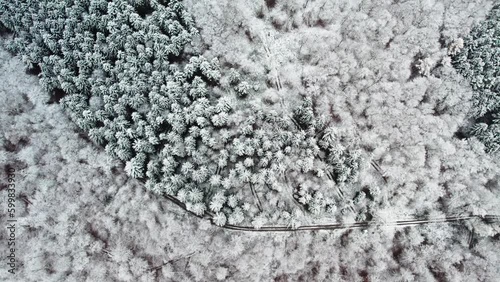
top-left (1, 0), bottom-right (500, 281)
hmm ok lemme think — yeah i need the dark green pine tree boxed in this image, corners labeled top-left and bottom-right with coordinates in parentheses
top-left (452, 4), bottom-right (500, 153)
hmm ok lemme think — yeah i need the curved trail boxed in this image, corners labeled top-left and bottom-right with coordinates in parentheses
top-left (164, 194), bottom-right (500, 232)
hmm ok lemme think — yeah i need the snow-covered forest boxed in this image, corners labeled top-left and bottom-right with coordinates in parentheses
top-left (0, 0), bottom-right (498, 281)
